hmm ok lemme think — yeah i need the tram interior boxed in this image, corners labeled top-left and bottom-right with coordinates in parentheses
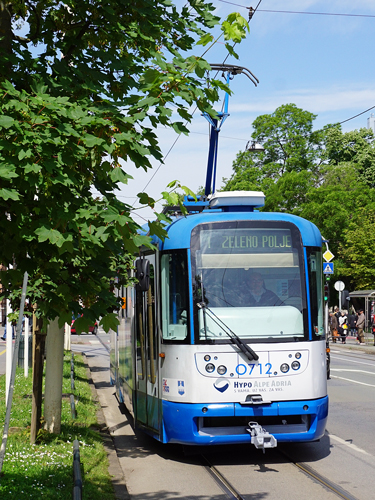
top-left (199, 256), bottom-right (304, 340)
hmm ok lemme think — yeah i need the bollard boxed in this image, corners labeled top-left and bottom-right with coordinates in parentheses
top-left (70, 394), bottom-right (76, 419)
top-left (73, 439), bottom-right (82, 500)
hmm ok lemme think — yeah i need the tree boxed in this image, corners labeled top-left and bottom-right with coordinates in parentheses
top-left (296, 165), bottom-right (375, 256)
top-left (0, 0), bottom-right (249, 434)
top-left (339, 208), bottom-right (375, 289)
top-left (0, 1), bottom-right (249, 327)
top-left (324, 126), bottom-right (375, 188)
top-left (223, 104), bottom-right (326, 211)
top-left (223, 105), bottom-right (375, 292)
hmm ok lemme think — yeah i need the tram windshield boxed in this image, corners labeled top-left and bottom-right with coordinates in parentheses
top-left (191, 221), bottom-right (312, 342)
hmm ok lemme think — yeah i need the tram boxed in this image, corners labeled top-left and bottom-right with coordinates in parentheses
top-left (110, 65), bottom-right (328, 450)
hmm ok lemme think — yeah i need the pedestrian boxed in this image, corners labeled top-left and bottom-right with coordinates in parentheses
top-left (329, 312), bottom-right (339, 343)
top-left (356, 309), bottom-right (366, 345)
top-left (338, 311), bottom-right (347, 343)
top-left (348, 311), bottom-right (357, 337)
top-left (1, 322), bottom-right (15, 341)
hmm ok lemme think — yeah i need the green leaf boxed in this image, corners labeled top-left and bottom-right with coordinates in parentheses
top-left (137, 192), bottom-right (155, 206)
top-left (162, 191), bottom-right (179, 205)
top-left (58, 312), bottom-right (72, 328)
top-left (0, 188), bottom-right (19, 200)
top-left (18, 149), bottom-right (33, 161)
top-left (100, 313), bottom-right (119, 333)
top-left (30, 80), bottom-right (49, 95)
top-left (109, 167), bottom-right (133, 184)
top-left (225, 43), bottom-right (239, 60)
top-left (142, 69), bottom-right (162, 84)
top-left (72, 315), bottom-right (92, 335)
top-left (0, 166), bottom-right (18, 180)
top-left (197, 33), bottom-right (214, 46)
top-left (1, 80), bottom-right (19, 96)
top-left (172, 121), bottom-right (189, 135)
top-left (132, 234), bottom-right (154, 248)
top-left (0, 115), bottom-right (15, 129)
top-left (82, 134), bottom-right (105, 148)
top-left (24, 163), bottom-right (42, 174)
top-left (35, 227), bottom-right (64, 245)
top-left (148, 220), bottom-right (168, 240)
top-left (180, 186), bottom-right (196, 199)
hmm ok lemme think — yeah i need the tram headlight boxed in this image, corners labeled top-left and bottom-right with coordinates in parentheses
top-left (205, 363), bottom-right (215, 373)
top-left (280, 363), bottom-right (289, 373)
top-left (295, 352), bottom-right (301, 359)
top-left (217, 365), bottom-right (227, 375)
top-left (291, 361), bottom-right (300, 370)
top-left (204, 355), bottom-right (211, 362)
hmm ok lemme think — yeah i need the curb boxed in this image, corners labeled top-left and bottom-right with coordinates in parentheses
top-left (80, 351), bottom-right (130, 500)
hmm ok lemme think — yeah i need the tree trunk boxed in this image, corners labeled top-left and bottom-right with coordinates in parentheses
top-left (30, 315), bottom-right (45, 444)
top-left (44, 318), bottom-right (64, 434)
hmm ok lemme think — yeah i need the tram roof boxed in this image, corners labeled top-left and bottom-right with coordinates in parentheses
top-left (142, 210), bottom-right (322, 250)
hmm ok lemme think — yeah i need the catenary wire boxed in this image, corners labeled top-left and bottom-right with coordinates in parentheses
top-left (133, 1), bottom-right (263, 207)
top-left (217, 1), bottom-right (375, 18)
top-left (130, 1), bottom-right (374, 211)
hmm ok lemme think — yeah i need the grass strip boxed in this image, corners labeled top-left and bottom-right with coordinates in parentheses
top-left (0, 351), bottom-right (116, 499)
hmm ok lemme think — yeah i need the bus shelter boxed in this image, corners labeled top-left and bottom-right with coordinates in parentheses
top-left (349, 290), bottom-right (375, 330)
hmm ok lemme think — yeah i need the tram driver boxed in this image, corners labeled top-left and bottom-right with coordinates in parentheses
top-left (241, 271), bottom-right (283, 307)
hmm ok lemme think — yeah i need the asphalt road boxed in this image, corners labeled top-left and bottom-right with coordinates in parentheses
top-left (1, 332), bottom-right (375, 499)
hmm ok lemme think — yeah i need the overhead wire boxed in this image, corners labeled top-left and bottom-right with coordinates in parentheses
top-left (217, 1), bottom-right (375, 18)
top-left (336, 105), bottom-right (375, 125)
top-left (130, 1), bottom-right (375, 215)
top-left (132, 0), bottom-right (262, 213)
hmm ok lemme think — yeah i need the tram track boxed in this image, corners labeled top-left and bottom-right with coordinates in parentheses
top-left (97, 327), bottom-right (360, 500)
top-left (201, 454), bottom-right (246, 500)
top-left (278, 448), bottom-right (360, 500)
top-left (200, 449), bottom-right (361, 500)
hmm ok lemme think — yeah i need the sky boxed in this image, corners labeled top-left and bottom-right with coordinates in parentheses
top-left (116, 0), bottom-right (375, 225)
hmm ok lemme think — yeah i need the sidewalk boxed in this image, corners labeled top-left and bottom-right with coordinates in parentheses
top-left (328, 334), bottom-right (375, 354)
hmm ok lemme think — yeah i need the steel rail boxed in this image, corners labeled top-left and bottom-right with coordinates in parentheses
top-left (201, 455), bottom-right (246, 500)
top-left (278, 449), bottom-right (360, 500)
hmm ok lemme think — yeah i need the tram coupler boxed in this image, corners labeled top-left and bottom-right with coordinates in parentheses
top-left (247, 422), bottom-right (277, 452)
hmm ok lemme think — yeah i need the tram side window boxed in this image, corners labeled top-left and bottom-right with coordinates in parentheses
top-left (161, 251), bottom-right (189, 342)
top-left (307, 248), bottom-right (324, 338)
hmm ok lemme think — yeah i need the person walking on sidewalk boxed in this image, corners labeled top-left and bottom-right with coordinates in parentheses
top-left (356, 309), bottom-right (366, 345)
top-left (330, 312), bottom-right (339, 343)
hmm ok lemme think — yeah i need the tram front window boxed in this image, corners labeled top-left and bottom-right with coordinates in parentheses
top-left (191, 222), bottom-right (308, 342)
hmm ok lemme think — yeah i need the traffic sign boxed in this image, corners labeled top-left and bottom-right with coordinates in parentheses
top-left (334, 280), bottom-right (345, 292)
top-left (323, 250), bottom-right (334, 262)
top-left (323, 262), bottom-right (334, 274)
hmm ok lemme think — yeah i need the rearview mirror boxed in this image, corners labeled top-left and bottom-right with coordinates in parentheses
top-left (135, 259), bottom-right (150, 291)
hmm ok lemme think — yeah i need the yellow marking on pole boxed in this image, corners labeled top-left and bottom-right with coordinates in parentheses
top-left (0, 349), bottom-right (6, 356)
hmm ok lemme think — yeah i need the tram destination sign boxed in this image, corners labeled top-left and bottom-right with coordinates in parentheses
top-left (200, 228), bottom-right (294, 254)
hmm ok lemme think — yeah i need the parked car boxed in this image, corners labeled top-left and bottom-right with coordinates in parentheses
top-left (71, 316), bottom-right (98, 335)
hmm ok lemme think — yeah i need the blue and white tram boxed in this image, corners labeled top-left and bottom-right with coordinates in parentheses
top-left (110, 190), bottom-right (328, 449)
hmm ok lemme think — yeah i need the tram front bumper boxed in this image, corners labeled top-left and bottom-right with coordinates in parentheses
top-left (162, 396), bottom-right (328, 445)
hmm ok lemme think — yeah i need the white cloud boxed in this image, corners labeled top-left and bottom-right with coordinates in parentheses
top-left (229, 86), bottom-right (375, 115)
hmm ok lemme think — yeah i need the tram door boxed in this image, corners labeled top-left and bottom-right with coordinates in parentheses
top-left (134, 254), bottom-right (160, 435)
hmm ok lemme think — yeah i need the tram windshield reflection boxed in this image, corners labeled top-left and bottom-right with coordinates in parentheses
top-left (191, 222), bottom-right (308, 341)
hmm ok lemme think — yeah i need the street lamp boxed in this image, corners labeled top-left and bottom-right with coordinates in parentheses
top-left (246, 140), bottom-right (264, 152)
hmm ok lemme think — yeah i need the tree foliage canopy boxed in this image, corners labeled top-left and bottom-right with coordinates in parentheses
top-left (0, 0), bottom-right (249, 330)
top-left (223, 103), bottom-right (375, 292)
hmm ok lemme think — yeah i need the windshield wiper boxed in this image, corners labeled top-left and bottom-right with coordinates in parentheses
top-left (197, 302), bottom-right (259, 361)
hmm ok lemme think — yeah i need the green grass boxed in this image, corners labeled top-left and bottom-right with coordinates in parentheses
top-left (0, 352), bottom-right (116, 499)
